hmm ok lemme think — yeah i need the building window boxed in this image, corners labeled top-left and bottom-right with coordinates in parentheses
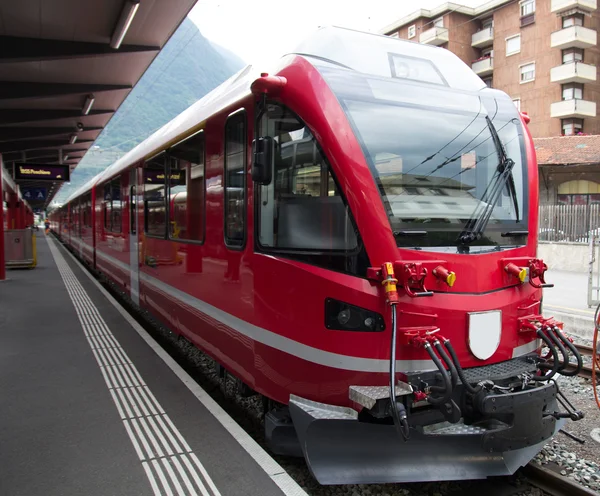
top-left (103, 176), bottom-right (122, 233)
top-left (143, 153), bottom-right (167, 238)
top-left (563, 48), bottom-right (583, 64)
top-left (224, 111), bottom-right (247, 248)
top-left (434, 17), bottom-right (444, 28)
top-left (562, 14), bottom-right (583, 28)
top-left (483, 77), bottom-right (493, 88)
top-left (562, 83), bottom-right (583, 100)
top-left (167, 131), bottom-right (206, 243)
top-left (562, 118), bottom-right (583, 135)
top-left (520, 63), bottom-right (535, 83)
top-left (482, 17), bottom-right (494, 29)
top-left (506, 35), bottom-right (521, 56)
top-left (408, 25), bottom-right (416, 38)
top-left (513, 98), bottom-right (521, 111)
top-left (520, 0), bottom-right (535, 16)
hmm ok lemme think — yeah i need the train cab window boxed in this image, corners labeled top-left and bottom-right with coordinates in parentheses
top-left (144, 153), bottom-right (167, 238)
top-left (103, 177), bottom-right (122, 233)
top-left (255, 103), bottom-right (365, 275)
top-left (224, 111), bottom-right (247, 247)
top-left (167, 131), bottom-right (205, 242)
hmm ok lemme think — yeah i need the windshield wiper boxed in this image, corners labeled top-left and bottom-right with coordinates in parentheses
top-left (458, 116), bottom-right (519, 245)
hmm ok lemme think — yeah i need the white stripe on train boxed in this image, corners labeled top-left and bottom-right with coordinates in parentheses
top-left (93, 248), bottom-right (540, 372)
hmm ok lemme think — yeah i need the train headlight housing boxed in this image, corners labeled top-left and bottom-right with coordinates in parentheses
top-left (325, 298), bottom-right (385, 332)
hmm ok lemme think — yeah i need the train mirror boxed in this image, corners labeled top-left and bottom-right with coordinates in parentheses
top-left (252, 137), bottom-right (273, 185)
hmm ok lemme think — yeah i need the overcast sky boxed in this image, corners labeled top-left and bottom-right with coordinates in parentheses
top-left (188, 0), bottom-right (485, 69)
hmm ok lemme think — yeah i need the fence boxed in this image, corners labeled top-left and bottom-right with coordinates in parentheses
top-left (539, 204), bottom-right (600, 243)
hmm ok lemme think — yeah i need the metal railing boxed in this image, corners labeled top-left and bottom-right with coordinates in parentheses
top-left (4, 229), bottom-right (37, 268)
top-left (539, 203), bottom-right (600, 243)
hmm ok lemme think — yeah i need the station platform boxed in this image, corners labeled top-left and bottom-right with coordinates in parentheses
top-left (0, 234), bottom-right (305, 496)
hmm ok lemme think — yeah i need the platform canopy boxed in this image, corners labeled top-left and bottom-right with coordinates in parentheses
top-left (0, 0), bottom-right (198, 210)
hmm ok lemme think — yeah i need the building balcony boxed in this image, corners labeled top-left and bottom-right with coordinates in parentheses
top-left (551, 25), bottom-right (597, 49)
top-left (472, 56), bottom-right (493, 77)
top-left (550, 62), bottom-right (597, 84)
top-left (419, 26), bottom-right (449, 46)
top-left (550, 99), bottom-right (596, 118)
top-left (472, 27), bottom-right (494, 48)
top-left (551, 0), bottom-right (596, 14)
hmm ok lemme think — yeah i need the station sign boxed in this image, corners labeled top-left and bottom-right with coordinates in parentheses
top-left (22, 188), bottom-right (47, 201)
top-left (14, 163), bottom-right (70, 182)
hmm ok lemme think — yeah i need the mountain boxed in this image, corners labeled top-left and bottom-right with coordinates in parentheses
top-left (55, 18), bottom-right (246, 203)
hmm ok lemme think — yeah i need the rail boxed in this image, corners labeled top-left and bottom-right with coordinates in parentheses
top-left (521, 463), bottom-right (598, 496)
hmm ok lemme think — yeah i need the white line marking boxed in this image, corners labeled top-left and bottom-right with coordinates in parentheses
top-left (123, 420), bottom-right (145, 461)
top-left (48, 238), bottom-right (223, 496)
top-left (154, 415), bottom-right (185, 455)
top-left (161, 457), bottom-right (186, 496)
top-left (152, 459), bottom-right (174, 496)
top-left (54, 237), bottom-right (308, 496)
top-left (190, 453), bottom-right (222, 496)
top-left (142, 461), bottom-right (163, 496)
top-left (182, 455), bottom-right (211, 496)
top-left (164, 415), bottom-right (192, 453)
top-left (172, 455), bottom-right (200, 496)
top-left (147, 415), bottom-right (174, 456)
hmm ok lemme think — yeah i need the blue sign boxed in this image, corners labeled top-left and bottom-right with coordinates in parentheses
top-left (22, 188), bottom-right (47, 201)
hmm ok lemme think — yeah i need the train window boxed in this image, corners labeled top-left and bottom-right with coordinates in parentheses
top-left (256, 104), bottom-right (358, 252)
top-left (103, 177), bottom-right (122, 233)
top-left (224, 111), bottom-right (247, 248)
top-left (167, 131), bottom-right (205, 243)
top-left (144, 153), bottom-right (167, 238)
top-left (130, 186), bottom-right (136, 235)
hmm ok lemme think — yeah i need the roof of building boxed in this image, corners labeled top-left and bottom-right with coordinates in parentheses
top-left (534, 135), bottom-right (600, 166)
top-left (379, 0), bottom-right (513, 35)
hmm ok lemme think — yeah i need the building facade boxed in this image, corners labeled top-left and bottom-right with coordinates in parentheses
top-left (380, 0), bottom-right (600, 139)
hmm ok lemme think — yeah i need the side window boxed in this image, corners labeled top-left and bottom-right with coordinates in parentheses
top-left (143, 153), bottom-right (167, 238)
top-left (224, 111), bottom-right (247, 247)
top-left (257, 103), bottom-right (358, 252)
top-left (103, 177), bottom-right (122, 233)
top-left (167, 131), bottom-right (205, 242)
top-left (111, 177), bottom-right (122, 233)
top-left (130, 186), bottom-right (136, 235)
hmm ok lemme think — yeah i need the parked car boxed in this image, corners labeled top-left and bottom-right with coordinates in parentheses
top-left (538, 228), bottom-right (567, 242)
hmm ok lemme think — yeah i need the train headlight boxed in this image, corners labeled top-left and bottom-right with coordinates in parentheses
top-left (325, 298), bottom-right (385, 332)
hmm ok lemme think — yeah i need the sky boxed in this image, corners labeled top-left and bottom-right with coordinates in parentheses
top-left (188, 0), bottom-right (485, 69)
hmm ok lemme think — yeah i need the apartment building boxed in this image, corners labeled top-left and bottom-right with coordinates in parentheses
top-left (380, 0), bottom-right (600, 139)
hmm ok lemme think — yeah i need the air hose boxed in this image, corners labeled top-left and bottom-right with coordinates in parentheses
top-left (389, 305), bottom-right (410, 440)
top-left (532, 328), bottom-right (560, 381)
top-left (553, 326), bottom-right (583, 377)
top-left (423, 342), bottom-right (453, 405)
top-left (432, 339), bottom-right (458, 389)
top-left (546, 327), bottom-right (569, 373)
top-left (444, 340), bottom-right (482, 395)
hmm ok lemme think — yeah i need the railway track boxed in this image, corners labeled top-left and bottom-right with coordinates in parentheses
top-left (521, 463), bottom-right (599, 496)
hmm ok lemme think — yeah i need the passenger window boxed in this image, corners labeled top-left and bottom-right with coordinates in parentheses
top-left (224, 112), bottom-right (246, 247)
top-left (256, 104), bottom-right (358, 252)
top-left (103, 177), bottom-right (122, 233)
top-left (130, 186), bottom-right (136, 235)
top-left (143, 154), bottom-right (167, 238)
top-left (167, 131), bottom-right (205, 242)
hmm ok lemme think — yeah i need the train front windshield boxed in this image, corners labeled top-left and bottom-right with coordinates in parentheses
top-left (315, 60), bottom-right (529, 253)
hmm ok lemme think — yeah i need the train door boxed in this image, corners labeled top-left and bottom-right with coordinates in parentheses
top-left (129, 168), bottom-right (140, 306)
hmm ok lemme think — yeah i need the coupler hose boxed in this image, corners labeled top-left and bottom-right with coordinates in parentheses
top-left (424, 342), bottom-right (453, 405)
top-left (554, 326), bottom-right (583, 377)
top-left (444, 340), bottom-right (482, 395)
top-left (533, 327), bottom-right (560, 381)
top-left (389, 305), bottom-right (410, 441)
top-left (432, 339), bottom-right (458, 389)
top-left (547, 328), bottom-right (569, 373)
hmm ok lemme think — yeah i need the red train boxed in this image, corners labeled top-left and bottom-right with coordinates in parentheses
top-left (51, 27), bottom-right (583, 485)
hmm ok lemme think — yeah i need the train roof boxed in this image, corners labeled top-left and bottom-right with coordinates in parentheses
top-left (61, 26), bottom-right (486, 206)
